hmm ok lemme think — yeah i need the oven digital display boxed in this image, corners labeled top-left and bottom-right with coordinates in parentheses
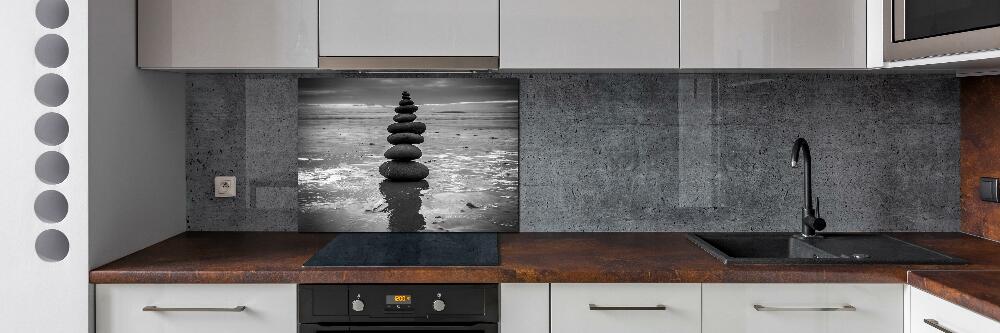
top-left (386, 295), bottom-right (412, 305)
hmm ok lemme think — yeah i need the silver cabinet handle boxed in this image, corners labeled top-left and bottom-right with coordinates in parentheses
top-left (143, 306), bottom-right (247, 312)
top-left (753, 304), bottom-right (856, 312)
top-left (589, 304), bottom-right (667, 311)
top-left (924, 319), bottom-right (955, 333)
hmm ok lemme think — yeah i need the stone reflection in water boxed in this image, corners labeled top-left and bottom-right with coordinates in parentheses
top-left (379, 180), bottom-right (429, 232)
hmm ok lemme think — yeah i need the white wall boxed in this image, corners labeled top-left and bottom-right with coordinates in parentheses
top-left (0, 0), bottom-right (184, 331)
top-left (88, 0), bottom-right (186, 269)
top-left (0, 0), bottom-right (90, 331)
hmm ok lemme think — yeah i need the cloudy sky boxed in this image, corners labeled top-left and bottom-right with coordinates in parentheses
top-left (299, 78), bottom-right (519, 108)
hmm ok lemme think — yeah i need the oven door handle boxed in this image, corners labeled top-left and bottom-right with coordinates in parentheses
top-left (299, 326), bottom-right (349, 333)
top-left (347, 323), bottom-right (497, 331)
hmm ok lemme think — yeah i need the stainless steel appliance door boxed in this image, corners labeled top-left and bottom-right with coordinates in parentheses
top-left (895, 0), bottom-right (1000, 41)
top-left (885, 0), bottom-right (1000, 61)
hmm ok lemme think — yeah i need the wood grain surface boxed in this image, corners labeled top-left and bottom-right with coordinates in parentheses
top-left (91, 232), bottom-right (1000, 284)
top-left (909, 270), bottom-right (1000, 322)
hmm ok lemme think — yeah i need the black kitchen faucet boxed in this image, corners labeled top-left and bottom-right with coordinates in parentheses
top-left (791, 138), bottom-right (826, 238)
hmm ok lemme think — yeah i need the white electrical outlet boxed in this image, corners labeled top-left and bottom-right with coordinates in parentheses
top-left (215, 176), bottom-right (236, 198)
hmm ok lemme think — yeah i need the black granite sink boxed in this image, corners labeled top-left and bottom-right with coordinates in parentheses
top-left (687, 233), bottom-right (966, 265)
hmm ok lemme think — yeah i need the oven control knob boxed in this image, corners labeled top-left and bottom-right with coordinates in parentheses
top-left (432, 299), bottom-right (446, 312)
top-left (351, 299), bottom-right (365, 312)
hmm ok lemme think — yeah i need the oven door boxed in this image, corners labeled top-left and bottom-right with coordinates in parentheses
top-left (885, 0), bottom-right (1000, 61)
top-left (300, 323), bottom-right (498, 333)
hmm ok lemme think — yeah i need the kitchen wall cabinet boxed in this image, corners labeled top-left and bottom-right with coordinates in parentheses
top-left (130, 0), bottom-right (888, 70)
top-left (500, 0), bottom-right (680, 69)
top-left (680, 0), bottom-right (874, 68)
top-left (550, 283), bottom-right (701, 333)
top-left (702, 283), bottom-right (904, 333)
top-left (138, 0), bottom-right (318, 69)
top-left (96, 284), bottom-right (297, 333)
top-left (909, 287), bottom-right (1000, 333)
top-left (319, 0), bottom-right (499, 57)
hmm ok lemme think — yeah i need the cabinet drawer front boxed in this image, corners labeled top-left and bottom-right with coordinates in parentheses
top-left (910, 287), bottom-right (1000, 333)
top-left (551, 283), bottom-right (701, 333)
top-left (703, 283), bottom-right (903, 333)
top-left (96, 284), bottom-right (296, 333)
top-left (319, 0), bottom-right (500, 57)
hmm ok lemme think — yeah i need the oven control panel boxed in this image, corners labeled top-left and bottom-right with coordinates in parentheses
top-left (298, 284), bottom-right (498, 323)
top-left (385, 294), bottom-right (414, 311)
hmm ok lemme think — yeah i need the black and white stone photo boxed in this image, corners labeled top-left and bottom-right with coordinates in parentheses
top-left (297, 78), bottom-right (519, 232)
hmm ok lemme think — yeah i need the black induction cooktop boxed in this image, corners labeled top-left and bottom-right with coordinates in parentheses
top-left (303, 233), bottom-right (500, 267)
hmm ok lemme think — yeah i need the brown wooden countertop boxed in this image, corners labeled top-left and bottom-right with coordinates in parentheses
top-left (90, 232), bottom-right (1000, 285)
top-left (908, 270), bottom-right (1000, 322)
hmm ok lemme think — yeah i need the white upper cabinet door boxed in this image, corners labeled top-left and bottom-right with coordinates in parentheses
top-left (551, 283), bottom-right (701, 333)
top-left (702, 283), bottom-right (904, 333)
top-left (319, 0), bottom-right (500, 56)
top-left (681, 0), bottom-right (868, 68)
top-left (138, 0), bottom-right (319, 69)
top-left (501, 0), bottom-right (680, 69)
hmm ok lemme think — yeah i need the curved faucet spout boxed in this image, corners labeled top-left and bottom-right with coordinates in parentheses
top-left (791, 138), bottom-right (813, 206)
top-left (791, 138), bottom-right (810, 168)
top-left (791, 138), bottom-right (824, 237)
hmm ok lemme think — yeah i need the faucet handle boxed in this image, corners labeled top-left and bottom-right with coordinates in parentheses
top-left (815, 196), bottom-right (820, 218)
top-left (813, 196), bottom-right (826, 231)
top-left (811, 216), bottom-right (827, 231)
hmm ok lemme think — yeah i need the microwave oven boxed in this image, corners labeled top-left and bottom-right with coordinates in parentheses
top-left (884, 0), bottom-right (1000, 62)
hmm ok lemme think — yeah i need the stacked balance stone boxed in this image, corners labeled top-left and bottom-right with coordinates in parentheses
top-left (379, 91), bottom-right (429, 181)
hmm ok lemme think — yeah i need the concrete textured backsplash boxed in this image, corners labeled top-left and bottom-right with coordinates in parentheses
top-left (186, 73), bottom-right (960, 232)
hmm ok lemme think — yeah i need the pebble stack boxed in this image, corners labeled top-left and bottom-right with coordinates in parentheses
top-left (379, 91), bottom-right (429, 181)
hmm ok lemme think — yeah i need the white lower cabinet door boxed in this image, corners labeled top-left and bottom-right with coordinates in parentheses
top-left (910, 287), bottom-right (1000, 333)
top-left (96, 284), bottom-right (297, 333)
top-left (550, 283), bottom-right (701, 333)
top-left (500, 283), bottom-right (549, 333)
top-left (702, 283), bottom-right (904, 333)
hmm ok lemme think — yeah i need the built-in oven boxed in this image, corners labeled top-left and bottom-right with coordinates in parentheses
top-left (885, 0), bottom-right (1000, 61)
top-left (298, 284), bottom-right (498, 333)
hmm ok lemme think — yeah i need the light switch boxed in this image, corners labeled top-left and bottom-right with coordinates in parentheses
top-left (215, 176), bottom-right (236, 198)
top-left (979, 177), bottom-right (998, 203)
